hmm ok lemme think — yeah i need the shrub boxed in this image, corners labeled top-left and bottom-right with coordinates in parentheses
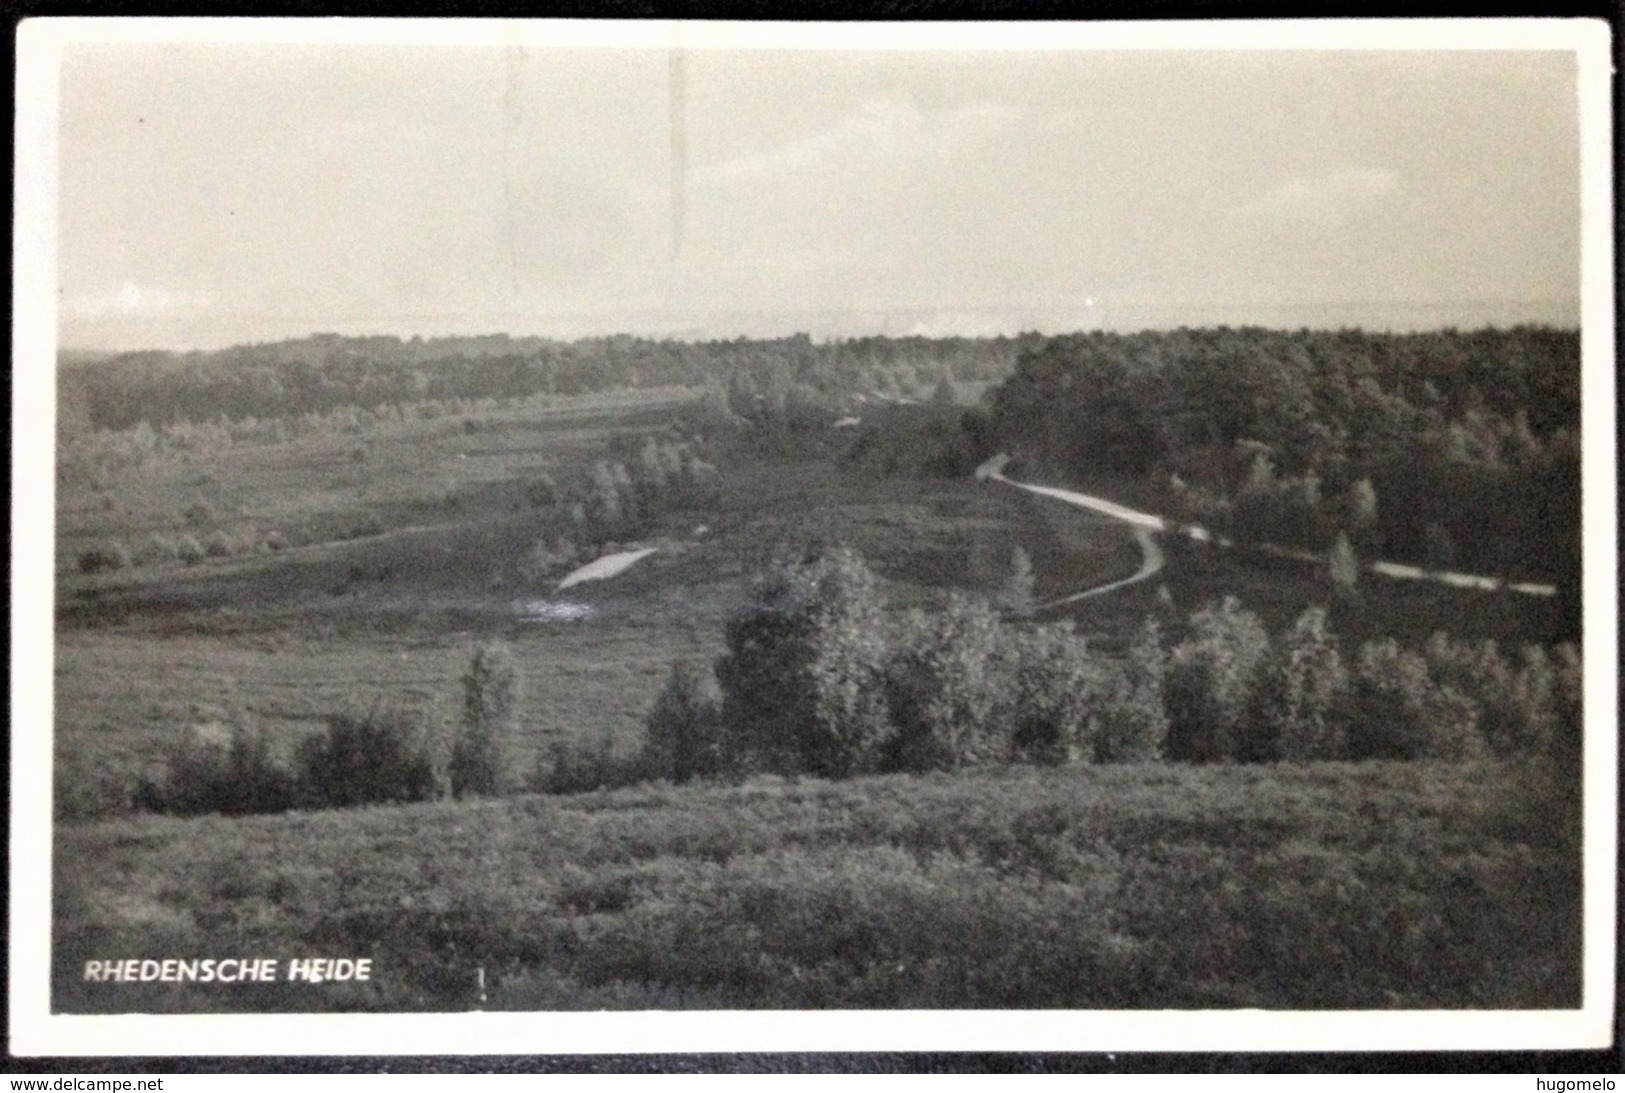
top-left (1349, 639), bottom-right (1483, 761)
top-left (883, 595), bottom-right (1007, 772)
top-left (134, 533), bottom-right (176, 566)
top-left (1006, 622), bottom-right (1100, 765)
top-left (1164, 597), bottom-right (1271, 763)
top-left (535, 732), bottom-right (651, 795)
top-left (526, 473), bottom-right (561, 508)
top-left (203, 530), bottom-right (234, 558)
top-left (643, 661), bottom-right (725, 784)
top-left (296, 708), bottom-right (442, 808)
top-left (76, 540), bottom-right (130, 574)
top-left (55, 754), bottom-right (138, 822)
top-left (1423, 635), bottom-right (1525, 757)
top-left (155, 719), bottom-right (299, 816)
top-left (451, 643), bottom-right (522, 797)
top-left (715, 546), bottom-right (892, 779)
top-left (1422, 522), bottom-right (1457, 573)
top-left (1095, 619), bottom-right (1170, 763)
top-left (1328, 532), bottom-right (1360, 601)
top-left (1252, 606), bottom-right (1350, 761)
top-left (184, 501), bottom-right (215, 527)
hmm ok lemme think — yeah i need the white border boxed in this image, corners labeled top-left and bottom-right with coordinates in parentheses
top-left (11, 17), bottom-right (1616, 1057)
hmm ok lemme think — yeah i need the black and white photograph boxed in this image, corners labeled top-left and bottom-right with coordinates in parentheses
top-left (10, 18), bottom-right (1616, 1055)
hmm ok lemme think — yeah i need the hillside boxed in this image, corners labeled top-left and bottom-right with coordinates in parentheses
top-left (53, 758), bottom-right (1578, 1012)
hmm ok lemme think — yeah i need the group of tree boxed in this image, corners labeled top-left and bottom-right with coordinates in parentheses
top-left (117, 548), bottom-right (1583, 821)
top-left (639, 548), bottom-right (1581, 785)
top-left (58, 331), bottom-right (1028, 435)
top-left (136, 642), bottom-right (525, 817)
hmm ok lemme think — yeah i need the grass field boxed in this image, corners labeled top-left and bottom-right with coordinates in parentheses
top-left (52, 758), bottom-right (1578, 1012)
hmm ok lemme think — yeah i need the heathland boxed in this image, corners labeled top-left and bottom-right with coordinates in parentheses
top-left (50, 326), bottom-right (1584, 1011)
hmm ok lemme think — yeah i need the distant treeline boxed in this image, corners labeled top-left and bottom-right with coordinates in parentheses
top-left (58, 331), bottom-right (1028, 432)
top-left (984, 326), bottom-right (1581, 586)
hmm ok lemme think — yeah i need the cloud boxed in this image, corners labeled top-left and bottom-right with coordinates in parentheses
top-left (693, 98), bottom-right (1020, 189)
top-left (1229, 168), bottom-right (1402, 229)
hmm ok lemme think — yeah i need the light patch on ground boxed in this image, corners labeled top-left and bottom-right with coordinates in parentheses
top-left (556, 547), bottom-right (660, 590)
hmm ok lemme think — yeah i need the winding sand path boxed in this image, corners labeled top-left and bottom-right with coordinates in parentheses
top-left (976, 453), bottom-right (1556, 602)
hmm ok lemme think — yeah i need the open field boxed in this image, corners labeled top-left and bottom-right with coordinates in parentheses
top-left (52, 758), bottom-right (1579, 1012)
top-left (50, 371), bottom-right (1584, 1016)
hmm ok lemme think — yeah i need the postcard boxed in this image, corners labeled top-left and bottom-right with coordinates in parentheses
top-left (11, 16), bottom-right (1616, 1057)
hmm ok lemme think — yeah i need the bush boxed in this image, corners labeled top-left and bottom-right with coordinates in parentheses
top-left (716, 546), bottom-right (892, 779)
top-left (1095, 619), bottom-right (1170, 763)
top-left (154, 719), bottom-right (299, 816)
top-left (643, 661), bottom-right (725, 784)
top-left (1000, 546), bottom-right (1036, 619)
top-left (203, 530), bottom-right (234, 558)
top-left (1252, 606), bottom-right (1350, 761)
top-left (1423, 635), bottom-right (1527, 757)
top-left (883, 595), bottom-right (1007, 772)
top-left (133, 533), bottom-right (176, 566)
top-left (297, 708), bottom-right (443, 808)
top-left (1006, 622), bottom-right (1100, 765)
top-left (76, 541), bottom-right (130, 574)
top-left (55, 754), bottom-right (138, 822)
top-left (526, 473), bottom-right (561, 508)
top-left (451, 643), bottom-right (522, 797)
top-left (1328, 532), bottom-right (1360, 601)
top-left (1165, 597), bottom-right (1271, 763)
top-left (1349, 640), bottom-right (1483, 761)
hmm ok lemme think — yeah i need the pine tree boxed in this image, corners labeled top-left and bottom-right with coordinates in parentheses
top-left (1001, 545), bottom-right (1037, 618)
top-left (644, 661), bottom-right (723, 784)
top-left (1329, 532), bottom-right (1360, 600)
top-left (1255, 606), bottom-right (1349, 761)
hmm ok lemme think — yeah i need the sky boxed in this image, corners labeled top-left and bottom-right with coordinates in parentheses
top-left (53, 30), bottom-right (1585, 350)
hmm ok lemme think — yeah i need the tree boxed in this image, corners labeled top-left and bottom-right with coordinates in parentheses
top-left (1095, 619), bottom-right (1170, 763)
top-left (451, 642), bottom-right (522, 796)
top-left (1253, 606), bottom-right (1349, 761)
top-left (715, 546), bottom-right (893, 779)
top-left (297, 708), bottom-right (441, 809)
top-left (1007, 622), bottom-right (1100, 765)
top-left (1349, 639), bottom-right (1482, 761)
top-left (1001, 546), bottom-right (1037, 618)
top-left (1347, 478), bottom-right (1379, 543)
top-left (644, 661), bottom-right (724, 784)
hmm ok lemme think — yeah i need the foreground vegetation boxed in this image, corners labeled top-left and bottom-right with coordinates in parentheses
top-left (53, 757), bottom-right (1579, 1012)
top-left (49, 324), bottom-right (1586, 1014)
